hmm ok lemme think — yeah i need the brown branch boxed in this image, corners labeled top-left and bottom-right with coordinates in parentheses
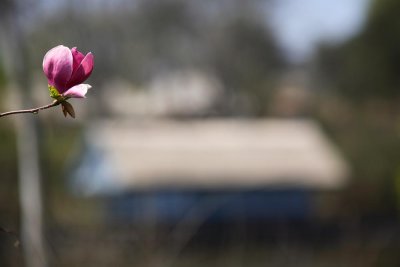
top-left (0, 100), bottom-right (61, 118)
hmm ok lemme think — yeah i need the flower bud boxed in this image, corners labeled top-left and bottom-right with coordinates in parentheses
top-left (43, 45), bottom-right (94, 98)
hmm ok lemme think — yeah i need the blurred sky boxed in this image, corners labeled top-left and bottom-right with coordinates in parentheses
top-left (267, 0), bottom-right (371, 62)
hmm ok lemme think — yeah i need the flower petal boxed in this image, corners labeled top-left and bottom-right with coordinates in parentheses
top-left (62, 84), bottom-right (92, 98)
top-left (67, 52), bottom-right (94, 88)
top-left (43, 45), bottom-right (73, 94)
top-left (71, 47), bottom-right (85, 70)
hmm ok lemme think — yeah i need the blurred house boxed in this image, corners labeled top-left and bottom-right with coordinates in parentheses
top-left (70, 118), bottom-right (349, 227)
top-left (100, 70), bottom-right (222, 117)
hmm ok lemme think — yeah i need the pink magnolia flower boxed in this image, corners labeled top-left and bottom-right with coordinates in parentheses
top-left (43, 45), bottom-right (94, 98)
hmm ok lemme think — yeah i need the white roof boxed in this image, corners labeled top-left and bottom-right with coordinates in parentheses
top-left (79, 119), bottom-right (349, 192)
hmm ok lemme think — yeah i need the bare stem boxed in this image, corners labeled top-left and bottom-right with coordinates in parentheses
top-left (0, 100), bottom-right (61, 118)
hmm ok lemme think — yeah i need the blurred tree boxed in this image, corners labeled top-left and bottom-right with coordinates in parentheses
top-left (206, 14), bottom-right (285, 115)
top-left (0, 1), bottom-right (48, 266)
top-left (317, 0), bottom-right (400, 101)
top-left (314, 0), bottom-right (400, 218)
top-left (27, 0), bottom-right (284, 116)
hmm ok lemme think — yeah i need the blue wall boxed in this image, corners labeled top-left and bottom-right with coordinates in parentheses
top-left (107, 189), bottom-right (313, 224)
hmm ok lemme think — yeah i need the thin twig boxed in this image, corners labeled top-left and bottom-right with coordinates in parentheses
top-left (0, 100), bottom-right (60, 117)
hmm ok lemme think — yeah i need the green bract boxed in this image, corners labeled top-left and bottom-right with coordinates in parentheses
top-left (48, 85), bottom-right (67, 101)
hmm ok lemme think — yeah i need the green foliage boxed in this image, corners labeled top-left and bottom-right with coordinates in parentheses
top-left (314, 0), bottom-right (400, 215)
top-left (316, 0), bottom-right (400, 101)
top-left (208, 16), bottom-right (285, 115)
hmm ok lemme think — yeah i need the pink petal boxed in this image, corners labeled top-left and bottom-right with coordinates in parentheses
top-left (71, 47), bottom-right (85, 70)
top-left (43, 45), bottom-right (73, 94)
top-left (62, 84), bottom-right (92, 98)
top-left (67, 52), bottom-right (94, 88)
